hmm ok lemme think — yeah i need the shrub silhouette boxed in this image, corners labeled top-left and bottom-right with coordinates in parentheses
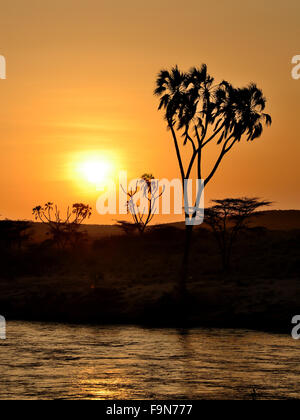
top-left (32, 202), bottom-right (92, 249)
top-left (0, 220), bottom-right (32, 250)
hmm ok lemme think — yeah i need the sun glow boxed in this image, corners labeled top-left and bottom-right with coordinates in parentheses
top-left (70, 151), bottom-right (118, 191)
top-left (79, 159), bottom-right (112, 185)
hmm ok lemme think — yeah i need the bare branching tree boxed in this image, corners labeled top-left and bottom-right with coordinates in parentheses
top-left (32, 202), bottom-right (92, 248)
top-left (154, 64), bottom-right (272, 293)
top-left (205, 198), bottom-right (272, 271)
top-left (118, 173), bottom-right (164, 235)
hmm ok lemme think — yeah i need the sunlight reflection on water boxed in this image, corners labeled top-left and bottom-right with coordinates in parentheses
top-left (0, 321), bottom-right (299, 400)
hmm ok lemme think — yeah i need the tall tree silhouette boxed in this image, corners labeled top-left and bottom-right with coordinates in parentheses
top-left (154, 65), bottom-right (272, 293)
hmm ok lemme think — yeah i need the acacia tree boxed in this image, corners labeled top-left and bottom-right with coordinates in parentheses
top-left (154, 65), bottom-right (272, 292)
top-left (117, 173), bottom-right (163, 235)
top-left (205, 198), bottom-right (272, 271)
top-left (32, 202), bottom-right (92, 248)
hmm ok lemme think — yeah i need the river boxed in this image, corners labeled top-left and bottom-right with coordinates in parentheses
top-left (0, 321), bottom-right (299, 399)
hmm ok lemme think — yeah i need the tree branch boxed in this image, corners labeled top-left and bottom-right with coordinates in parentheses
top-left (204, 135), bottom-right (236, 187)
top-left (169, 121), bottom-right (185, 182)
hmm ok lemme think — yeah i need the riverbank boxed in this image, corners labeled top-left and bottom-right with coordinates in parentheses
top-left (0, 273), bottom-right (298, 334)
top-left (1, 221), bottom-right (299, 334)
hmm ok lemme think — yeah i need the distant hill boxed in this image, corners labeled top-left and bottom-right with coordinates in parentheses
top-left (171, 210), bottom-right (300, 231)
top-left (28, 210), bottom-right (300, 242)
top-left (151, 210), bottom-right (300, 231)
top-left (247, 210), bottom-right (300, 231)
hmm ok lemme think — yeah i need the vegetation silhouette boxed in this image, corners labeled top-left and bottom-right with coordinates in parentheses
top-left (0, 220), bottom-right (32, 251)
top-left (32, 202), bottom-right (92, 249)
top-left (205, 197), bottom-right (272, 271)
top-left (117, 173), bottom-right (163, 235)
top-left (154, 64), bottom-right (272, 293)
top-left (1, 210), bottom-right (299, 332)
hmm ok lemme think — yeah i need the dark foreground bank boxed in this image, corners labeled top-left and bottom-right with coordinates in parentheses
top-left (0, 223), bottom-right (299, 334)
top-left (0, 274), bottom-right (298, 334)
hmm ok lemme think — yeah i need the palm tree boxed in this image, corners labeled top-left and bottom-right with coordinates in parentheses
top-left (154, 65), bottom-right (272, 295)
top-left (154, 66), bottom-right (188, 182)
top-left (204, 81), bottom-right (272, 186)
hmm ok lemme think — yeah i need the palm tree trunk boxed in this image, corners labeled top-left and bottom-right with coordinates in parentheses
top-left (179, 224), bottom-right (193, 295)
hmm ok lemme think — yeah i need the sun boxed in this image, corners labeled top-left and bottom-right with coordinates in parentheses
top-left (68, 150), bottom-right (119, 192)
top-left (72, 152), bottom-right (117, 190)
top-left (79, 159), bottom-right (112, 185)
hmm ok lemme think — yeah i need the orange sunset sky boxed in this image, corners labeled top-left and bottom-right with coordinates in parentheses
top-left (0, 0), bottom-right (299, 223)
